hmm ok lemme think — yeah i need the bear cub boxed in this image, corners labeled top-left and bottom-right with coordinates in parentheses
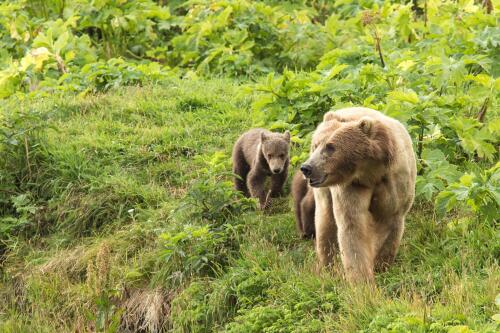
top-left (232, 129), bottom-right (290, 209)
top-left (291, 171), bottom-right (315, 239)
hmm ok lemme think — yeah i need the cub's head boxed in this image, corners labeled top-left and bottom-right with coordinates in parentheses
top-left (260, 130), bottom-right (290, 174)
top-left (301, 117), bottom-right (393, 187)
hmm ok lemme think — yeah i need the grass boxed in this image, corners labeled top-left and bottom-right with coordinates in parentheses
top-left (0, 77), bottom-right (498, 332)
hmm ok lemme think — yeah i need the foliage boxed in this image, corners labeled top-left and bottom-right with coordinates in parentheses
top-left (0, 0), bottom-right (499, 332)
top-left (169, 0), bottom-right (326, 76)
top-left (0, 79), bottom-right (498, 333)
top-left (360, 309), bottom-right (498, 333)
top-left (0, 0), bottom-right (330, 96)
top-left (436, 162), bottom-right (499, 223)
top-left (0, 193), bottom-right (38, 241)
top-left (174, 151), bottom-right (255, 223)
top-left (0, 0), bottom-right (175, 97)
top-left (224, 278), bottom-right (339, 333)
top-left (249, 0), bottom-right (499, 217)
top-left (158, 151), bottom-right (255, 284)
top-left (159, 224), bottom-right (230, 280)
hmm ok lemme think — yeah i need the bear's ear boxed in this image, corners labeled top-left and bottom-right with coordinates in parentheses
top-left (358, 117), bottom-right (374, 136)
top-left (323, 112), bottom-right (346, 122)
top-left (323, 112), bottom-right (336, 122)
top-left (283, 130), bottom-right (290, 142)
top-left (261, 132), bottom-right (268, 142)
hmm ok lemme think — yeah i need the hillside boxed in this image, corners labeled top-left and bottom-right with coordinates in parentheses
top-left (0, 0), bottom-right (498, 332)
top-left (0, 78), bottom-right (497, 332)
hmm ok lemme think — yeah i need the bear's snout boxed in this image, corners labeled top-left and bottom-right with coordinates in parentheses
top-left (300, 164), bottom-right (313, 178)
top-left (272, 168), bottom-right (282, 174)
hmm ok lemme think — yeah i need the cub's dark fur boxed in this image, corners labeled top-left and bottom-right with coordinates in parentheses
top-left (232, 129), bottom-right (290, 209)
top-left (292, 171), bottom-right (315, 238)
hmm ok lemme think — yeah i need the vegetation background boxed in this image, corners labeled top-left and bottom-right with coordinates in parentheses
top-left (0, 0), bottom-right (498, 332)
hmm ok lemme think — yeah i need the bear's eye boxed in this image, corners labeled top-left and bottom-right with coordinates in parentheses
top-left (279, 154), bottom-right (285, 158)
top-left (325, 143), bottom-right (335, 154)
top-left (267, 154), bottom-right (272, 159)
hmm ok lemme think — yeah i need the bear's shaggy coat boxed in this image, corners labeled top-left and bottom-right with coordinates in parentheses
top-left (232, 129), bottom-right (290, 209)
top-left (301, 107), bottom-right (416, 283)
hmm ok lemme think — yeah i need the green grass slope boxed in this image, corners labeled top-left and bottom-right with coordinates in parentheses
top-left (0, 78), bottom-right (498, 332)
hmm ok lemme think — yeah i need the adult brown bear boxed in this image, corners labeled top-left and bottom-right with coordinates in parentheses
top-left (301, 107), bottom-right (416, 283)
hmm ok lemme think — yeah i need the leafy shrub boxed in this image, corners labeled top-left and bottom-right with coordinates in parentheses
top-left (360, 309), bottom-right (499, 333)
top-left (0, 0), bottom-right (329, 96)
top-left (70, 58), bottom-right (174, 94)
top-left (225, 277), bottom-right (339, 333)
top-left (156, 152), bottom-right (255, 284)
top-left (169, 0), bottom-right (327, 76)
top-left (0, 0), bottom-right (175, 97)
top-left (174, 151), bottom-right (254, 224)
top-left (0, 193), bottom-right (39, 250)
top-left (436, 162), bottom-right (499, 224)
top-left (159, 224), bottom-right (230, 279)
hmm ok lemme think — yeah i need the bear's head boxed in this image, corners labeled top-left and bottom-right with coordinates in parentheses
top-left (301, 117), bottom-right (394, 187)
top-left (261, 131), bottom-right (290, 174)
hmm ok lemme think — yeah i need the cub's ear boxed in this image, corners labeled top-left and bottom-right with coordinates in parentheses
top-left (359, 117), bottom-right (375, 136)
top-left (260, 131), bottom-right (268, 142)
top-left (283, 130), bottom-right (291, 142)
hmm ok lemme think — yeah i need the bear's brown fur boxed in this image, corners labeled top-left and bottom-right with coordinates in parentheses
top-left (232, 129), bottom-right (290, 209)
top-left (291, 171), bottom-right (315, 239)
top-left (301, 107), bottom-right (416, 283)
top-left (291, 119), bottom-right (345, 239)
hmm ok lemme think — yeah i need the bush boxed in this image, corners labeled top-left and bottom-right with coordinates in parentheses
top-left (174, 152), bottom-right (255, 224)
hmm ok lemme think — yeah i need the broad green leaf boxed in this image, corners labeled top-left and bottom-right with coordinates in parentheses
top-left (488, 118), bottom-right (500, 133)
top-left (324, 64), bottom-right (348, 80)
top-left (54, 31), bottom-right (70, 54)
top-left (435, 190), bottom-right (457, 215)
top-left (0, 70), bottom-right (19, 99)
top-left (459, 174), bottom-right (473, 187)
top-left (214, 6), bottom-right (233, 29)
top-left (397, 60), bottom-right (416, 71)
top-left (20, 47), bottom-right (51, 71)
top-left (387, 89), bottom-right (419, 104)
top-left (447, 325), bottom-right (474, 333)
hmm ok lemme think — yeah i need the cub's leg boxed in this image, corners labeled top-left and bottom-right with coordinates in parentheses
top-left (232, 148), bottom-right (250, 197)
top-left (333, 186), bottom-right (377, 283)
top-left (233, 162), bottom-right (250, 197)
top-left (293, 182), bottom-right (306, 235)
top-left (314, 187), bottom-right (337, 267)
top-left (269, 164), bottom-right (288, 198)
top-left (374, 216), bottom-right (404, 271)
top-left (247, 168), bottom-right (267, 209)
top-left (300, 190), bottom-right (316, 239)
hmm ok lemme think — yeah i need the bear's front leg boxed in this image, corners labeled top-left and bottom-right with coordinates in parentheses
top-left (332, 185), bottom-right (377, 283)
top-left (247, 169), bottom-right (267, 209)
top-left (314, 187), bottom-right (337, 268)
top-left (269, 164), bottom-right (288, 198)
